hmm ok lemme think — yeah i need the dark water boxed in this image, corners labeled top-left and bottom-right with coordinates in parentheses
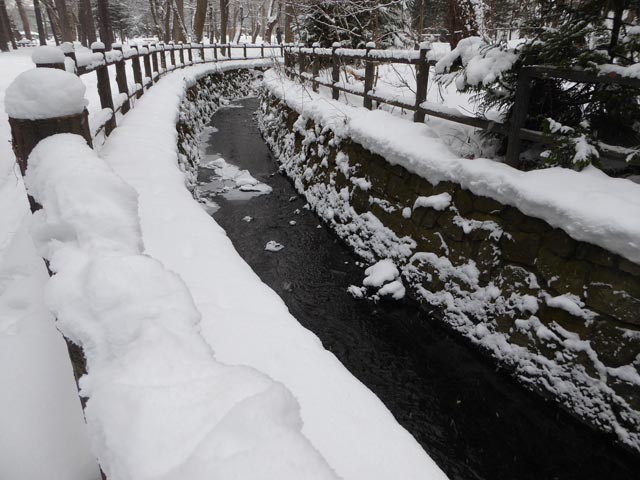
top-left (198, 97), bottom-right (639, 480)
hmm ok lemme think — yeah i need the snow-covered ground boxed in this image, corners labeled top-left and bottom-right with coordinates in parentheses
top-left (263, 68), bottom-right (640, 266)
top-left (1, 49), bottom-right (447, 479)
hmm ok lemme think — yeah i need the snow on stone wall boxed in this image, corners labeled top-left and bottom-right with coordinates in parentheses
top-left (258, 93), bottom-right (640, 454)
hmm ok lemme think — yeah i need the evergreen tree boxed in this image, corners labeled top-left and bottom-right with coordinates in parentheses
top-left (439, 0), bottom-right (640, 169)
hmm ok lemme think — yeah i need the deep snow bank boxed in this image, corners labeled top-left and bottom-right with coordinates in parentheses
top-left (26, 133), bottom-right (339, 480)
top-left (98, 60), bottom-right (447, 480)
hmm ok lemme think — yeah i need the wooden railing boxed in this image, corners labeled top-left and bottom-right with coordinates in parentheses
top-left (283, 45), bottom-right (640, 169)
top-left (40, 41), bottom-right (284, 140)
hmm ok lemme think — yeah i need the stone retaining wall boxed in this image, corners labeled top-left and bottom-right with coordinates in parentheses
top-left (258, 93), bottom-right (640, 454)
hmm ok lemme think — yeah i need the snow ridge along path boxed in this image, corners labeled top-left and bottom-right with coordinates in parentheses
top-left (99, 60), bottom-right (447, 479)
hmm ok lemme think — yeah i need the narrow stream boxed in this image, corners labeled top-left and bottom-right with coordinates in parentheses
top-left (196, 97), bottom-right (638, 480)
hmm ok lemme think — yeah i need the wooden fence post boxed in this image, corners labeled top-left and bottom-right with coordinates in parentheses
top-left (150, 43), bottom-right (159, 78)
top-left (299, 48), bottom-right (305, 78)
top-left (178, 42), bottom-right (185, 66)
top-left (331, 42), bottom-right (341, 101)
top-left (363, 42), bottom-right (375, 110)
top-left (159, 43), bottom-right (167, 71)
top-left (169, 42), bottom-right (176, 68)
top-left (243, 43), bottom-right (247, 58)
top-left (312, 42), bottom-right (320, 92)
top-left (261, 44), bottom-right (264, 58)
top-left (131, 45), bottom-right (144, 98)
top-left (92, 43), bottom-right (116, 135)
top-left (112, 44), bottom-right (131, 114)
top-left (60, 42), bottom-right (76, 71)
top-left (199, 43), bottom-right (205, 63)
top-left (142, 44), bottom-right (153, 86)
top-left (213, 43), bottom-right (218, 61)
top-left (505, 68), bottom-right (533, 168)
top-left (187, 43), bottom-right (193, 64)
top-left (414, 45), bottom-right (430, 123)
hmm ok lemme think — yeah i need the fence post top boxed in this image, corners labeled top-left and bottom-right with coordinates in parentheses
top-left (32, 46), bottom-right (65, 67)
top-left (365, 41), bottom-right (376, 49)
top-left (60, 42), bottom-right (74, 54)
top-left (91, 41), bottom-right (106, 52)
top-left (332, 42), bottom-right (341, 49)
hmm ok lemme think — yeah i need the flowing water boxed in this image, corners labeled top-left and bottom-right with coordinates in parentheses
top-left (196, 97), bottom-right (638, 480)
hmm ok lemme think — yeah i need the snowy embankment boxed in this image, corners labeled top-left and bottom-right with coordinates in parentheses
top-left (262, 69), bottom-right (640, 265)
top-left (0, 49), bottom-right (100, 479)
top-left (95, 61), bottom-right (447, 479)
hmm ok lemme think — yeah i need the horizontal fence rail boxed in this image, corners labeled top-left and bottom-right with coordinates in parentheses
top-left (283, 45), bottom-right (639, 169)
top-left (37, 41), bottom-right (285, 140)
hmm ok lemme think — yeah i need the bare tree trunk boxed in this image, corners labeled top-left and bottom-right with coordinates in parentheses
top-left (230, 6), bottom-right (237, 42)
top-left (163, 0), bottom-right (172, 42)
top-left (260, 1), bottom-right (265, 41)
top-left (219, 0), bottom-right (229, 43)
top-left (33, 0), bottom-right (47, 44)
top-left (172, 0), bottom-right (186, 41)
top-left (264, 0), bottom-right (280, 44)
top-left (193, 0), bottom-right (207, 42)
top-left (45, 3), bottom-right (61, 44)
top-left (0, 0), bottom-right (10, 51)
top-left (232, 6), bottom-right (243, 43)
top-left (149, 0), bottom-right (163, 39)
top-left (79, 0), bottom-right (96, 46)
top-left (284, 0), bottom-right (292, 43)
top-left (54, 0), bottom-right (74, 41)
top-left (97, 0), bottom-right (114, 48)
top-left (15, 0), bottom-right (32, 39)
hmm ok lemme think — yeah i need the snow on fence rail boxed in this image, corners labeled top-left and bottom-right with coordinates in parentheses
top-left (284, 45), bottom-right (640, 169)
top-left (41, 41), bottom-right (284, 138)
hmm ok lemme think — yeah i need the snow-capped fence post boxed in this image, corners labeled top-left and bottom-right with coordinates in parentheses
top-left (6, 67), bottom-right (92, 205)
top-left (178, 42), bottom-right (185, 66)
top-left (169, 42), bottom-right (176, 68)
top-left (131, 45), bottom-right (144, 99)
top-left (363, 42), bottom-right (376, 110)
top-left (142, 44), bottom-right (153, 86)
top-left (505, 69), bottom-right (533, 168)
top-left (32, 45), bottom-right (66, 70)
top-left (112, 44), bottom-right (131, 115)
top-left (60, 42), bottom-right (77, 71)
top-left (312, 42), bottom-right (320, 92)
top-left (159, 43), bottom-right (167, 71)
top-left (150, 43), bottom-right (159, 77)
top-left (331, 42), bottom-right (341, 101)
top-left (92, 42), bottom-right (116, 136)
top-left (414, 44), bottom-right (430, 123)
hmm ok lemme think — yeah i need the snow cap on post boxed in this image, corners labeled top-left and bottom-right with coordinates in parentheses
top-left (91, 41), bottom-right (106, 51)
top-left (365, 41), bottom-right (376, 49)
top-left (5, 68), bottom-right (88, 120)
top-left (31, 46), bottom-right (65, 67)
top-left (332, 41), bottom-right (342, 48)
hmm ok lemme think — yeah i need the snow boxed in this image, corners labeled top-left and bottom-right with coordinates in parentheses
top-left (25, 134), bottom-right (338, 480)
top-left (31, 45), bottom-right (65, 65)
top-left (378, 280), bottom-right (406, 300)
top-left (5, 68), bottom-right (88, 119)
top-left (265, 240), bottom-right (285, 252)
top-left (0, 48), bottom-right (99, 480)
top-left (363, 259), bottom-right (400, 288)
top-left (544, 293), bottom-right (596, 322)
top-left (263, 68), bottom-right (640, 265)
top-left (413, 193), bottom-right (452, 211)
top-left (96, 60), bottom-right (446, 480)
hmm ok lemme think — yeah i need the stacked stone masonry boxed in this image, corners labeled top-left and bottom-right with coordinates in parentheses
top-left (256, 93), bottom-right (640, 454)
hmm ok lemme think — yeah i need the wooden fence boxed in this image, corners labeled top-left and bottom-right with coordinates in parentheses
top-left (40, 41), bottom-right (284, 140)
top-left (283, 45), bottom-right (640, 169)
